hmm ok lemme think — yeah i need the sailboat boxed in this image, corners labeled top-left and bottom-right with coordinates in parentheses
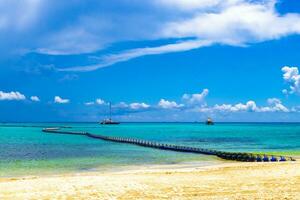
top-left (205, 117), bottom-right (214, 125)
top-left (100, 102), bottom-right (120, 125)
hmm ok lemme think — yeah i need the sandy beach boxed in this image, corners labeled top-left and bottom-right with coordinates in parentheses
top-left (0, 161), bottom-right (299, 200)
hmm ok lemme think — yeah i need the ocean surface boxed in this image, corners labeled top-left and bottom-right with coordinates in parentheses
top-left (0, 122), bottom-right (299, 177)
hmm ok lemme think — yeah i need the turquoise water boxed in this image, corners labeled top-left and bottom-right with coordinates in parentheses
top-left (0, 123), bottom-right (299, 176)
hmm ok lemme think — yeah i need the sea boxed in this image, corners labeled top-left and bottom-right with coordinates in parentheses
top-left (0, 122), bottom-right (299, 177)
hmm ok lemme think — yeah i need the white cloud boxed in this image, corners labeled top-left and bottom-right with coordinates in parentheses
top-left (54, 96), bottom-right (70, 104)
top-left (161, 1), bottom-right (300, 44)
top-left (36, 27), bottom-right (104, 55)
top-left (114, 102), bottom-right (129, 108)
top-left (282, 66), bottom-right (300, 94)
top-left (113, 102), bottom-right (150, 110)
top-left (158, 99), bottom-right (183, 109)
top-left (2, 0), bottom-right (300, 72)
top-left (213, 100), bottom-right (258, 112)
top-left (30, 96), bottom-right (40, 102)
top-left (0, 0), bottom-right (42, 31)
top-left (267, 98), bottom-right (281, 105)
top-left (58, 40), bottom-right (212, 72)
top-left (0, 91), bottom-right (26, 101)
top-left (182, 89), bottom-right (209, 105)
top-left (282, 89), bottom-right (288, 95)
top-left (56, 0), bottom-right (300, 72)
top-left (84, 101), bottom-right (94, 106)
top-left (96, 98), bottom-right (105, 105)
top-left (291, 106), bottom-right (300, 113)
top-left (260, 98), bottom-right (289, 112)
top-left (155, 0), bottom-right (239, 11)
top-left (199, 99), bottom-right (289, 113)
top-left (84, 98), bottom-right (106, 106)
top-left (129, 102), bottom-right (150, 110)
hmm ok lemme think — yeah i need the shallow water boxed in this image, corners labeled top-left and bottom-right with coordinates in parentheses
top-left (0, 122), bottom-right (299, 176)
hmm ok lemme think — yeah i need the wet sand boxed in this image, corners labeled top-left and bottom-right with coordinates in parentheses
top-left (0, 161), bottom-right (299, 200)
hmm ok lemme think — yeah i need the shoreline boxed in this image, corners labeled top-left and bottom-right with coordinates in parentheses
top-left (1, 161), bottom-right (299, 199)
top-left (0, 159), bottom-right (223, 178)
top-left (1, 153), bottom-right (299, 178)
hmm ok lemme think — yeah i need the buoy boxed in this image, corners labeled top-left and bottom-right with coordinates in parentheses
top-left (270, 155), bottom-right (277, 162)
top-left (279, 156), bottom-right (286, 162)
top-left (263, 155), bottom-right (269, 162)
top-left (256, 155), bottom-right (262, 162)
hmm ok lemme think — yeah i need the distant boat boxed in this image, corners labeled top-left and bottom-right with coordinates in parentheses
top-left (206, 117), bottom-right (214, 125)
top-left (100, 102), bottom-right (120, 125)
top-left (100, 119), bottom-right (120, 125)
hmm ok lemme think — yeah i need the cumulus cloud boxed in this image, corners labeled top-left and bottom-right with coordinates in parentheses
top-left (199, 98), bottom-right (289, 113)
top-left (260, 98), bottom-right (289, 112)
top-left (259, 100), bottom-right (285, 112)
top-left (111, 96), bottom-right (291, 114)
top-left (0, 91), bottom-right (26, 101)
top-left (129, 102), bottom-right (150, 110)
top-left (161, 0), bottom-right (300, 44)
top-left (213, 100), bottom-right (258, 112)
top-left (282, 66), bottom-right (300, 94)
top-left (113, 102), bottom-right (151, 111)
top-left (30, 96), bottom-right (40, 102)
top-left (182, 89), bottom-right (209, 105)
top-left (158, 99), bottom-right (183, 109)
top-left (96, 98), bottom-right (105, 105)
top-left (54, 96), bottom-right (70, 104)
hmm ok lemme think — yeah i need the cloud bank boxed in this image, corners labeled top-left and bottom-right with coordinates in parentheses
top-left (56, 0), bottom-right (300, 72)
top-left (204, 98), bottom-right (289, 113)
top-left (2, 1), bottom-right (300, 72)
top-left (0, 88), bottom-right (297, 116)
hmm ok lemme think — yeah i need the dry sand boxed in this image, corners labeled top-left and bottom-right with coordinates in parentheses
top-left (0, 161), bottom-right (299, 200)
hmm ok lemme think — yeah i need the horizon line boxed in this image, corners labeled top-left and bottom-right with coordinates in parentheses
top-left (1, 121), bottom-right (300, 124)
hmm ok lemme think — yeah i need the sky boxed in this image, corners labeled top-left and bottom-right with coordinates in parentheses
top-left (1, 0), bottom-right (300, 122)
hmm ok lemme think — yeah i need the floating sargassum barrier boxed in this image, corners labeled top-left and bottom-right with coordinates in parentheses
top-left (42, 128), bottom-right (296, 162)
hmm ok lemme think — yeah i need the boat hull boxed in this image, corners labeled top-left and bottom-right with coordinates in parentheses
top-left (100, 121), bottom-right (120, 125)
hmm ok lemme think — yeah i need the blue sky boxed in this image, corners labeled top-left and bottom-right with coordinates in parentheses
top-left (1, 0), bottom-right (300, 122)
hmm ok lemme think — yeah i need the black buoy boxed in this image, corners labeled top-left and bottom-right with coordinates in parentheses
top-left (248, 154), bottom-right (256, 162)
top-left (256, 155), bottom-right (262, 162)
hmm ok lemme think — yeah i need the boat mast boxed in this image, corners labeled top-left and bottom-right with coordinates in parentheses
top-left (109, 102), bottom-right (112, 120)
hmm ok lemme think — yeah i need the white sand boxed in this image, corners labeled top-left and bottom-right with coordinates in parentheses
top-left (0, 161), bottom-right (299, 200)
